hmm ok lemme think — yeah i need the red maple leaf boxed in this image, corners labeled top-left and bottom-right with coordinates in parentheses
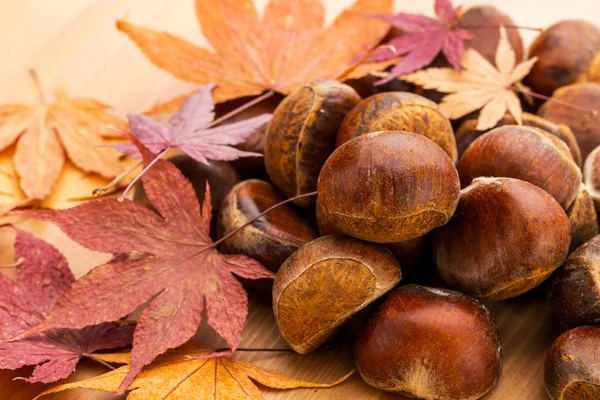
top-left (113, 84), bottom-right (271, 164)
top-left (12, 139), bottom-right (274, 392)
top-left (368, 0), bottom-right (475, 83)
top-left (0, 227), bottom-right (133, 383)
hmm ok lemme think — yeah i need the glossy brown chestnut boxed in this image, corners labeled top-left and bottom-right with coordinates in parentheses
top-left (217, 180), bottom-right (317, 272)
top-left (525, 20), bottom-right (600, 97)
top-left (538, 82), bottom-right (600, 161)
top-left (457, 125), bottom-right (582, 210)
top-left (318, 131), bottom-right (460, 243)
top-left (355, 285), bottom-right (502, 400)
top-left (457, 5), bottom-right (524, 64)
top-left (273, 235), bottom-right (401, 354)
top-left (264, 79), bottom-right (360, 206)
top-left (434, 177), bottom-right (571, 300)
top-left (455, 113), bottom-right (582, 166)
top-left (584, 144), bottom-right (600, 211)
top-left (549, 235), bottom-right (600, 327)
top-left (134, 154), bottom-right (240, 219)
top-left (336, 92), bottom-right (457, 162)
top-left (566, 185), bottom-right (599, 252)
top-left (545, 326), bottom-right (600, 399)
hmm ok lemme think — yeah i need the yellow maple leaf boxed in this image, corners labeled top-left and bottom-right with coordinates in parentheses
top-left (0, 84), bottom-right (130, 213)
top-left (35, 344), bottom-right (352, 399)
top-left (402, 26), bottom-right (538, 131)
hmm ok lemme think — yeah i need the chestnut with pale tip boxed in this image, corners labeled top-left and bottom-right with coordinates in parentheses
top-left (272, 235), bottom-right (401, 354)
top-left (264, 79), bottom-right (360, 206)
top-left (336, 92), bottom-right (457, 162)
top-left (217, 179), bottom-right (317, 272)
top-left (433, 177), bottom-right (571, 300)
top-left (318, 131), bottom-right (460, 243)
top-left (457, 125), bottom-right (582, 210)
top-left (355, 284), bottom-right (502, 400)
top-left (549, 235), bottom-right (600, 327)
top-left (545, 326), bottom-right (600, 400)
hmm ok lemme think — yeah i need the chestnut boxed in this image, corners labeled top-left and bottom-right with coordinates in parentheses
top-left (433, 177), bottom-right (571, 300)
top-left (525, 20), bottom-right (600, 97)
top-left (273, 235), bottom-right (401, 354)
top-left (545, 326), bottom-right (600, 400)
top-left (217, 179), bottom-right (317, 272)
top-left (457, 125), bottom-right (582, 210)
top-left (355, 284), bottom-right (502, 400)
top-left (455, 113), bottom-right (582, 166)
top-left (566, 185), bottom-right (599, 252)
top-left (134, 154), bottom-right (240, 223)
top-left (336, 92), bottom-right (457, 162)
top-left (264, 80), bottom-right (360, 206)
top-left (549, 235), bottom-right (600, 327)
top-left (318, 131), bottom-right (460, 243)
top-left (584, 144), bottom-right (600, 212)
top-left (457, 5), bottom-right (524, 64)
top-left (538, 82), bottom-right (600, 161)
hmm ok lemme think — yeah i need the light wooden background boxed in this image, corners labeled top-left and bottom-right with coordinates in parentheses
top-left (1, 0), bottom-right (598, 399)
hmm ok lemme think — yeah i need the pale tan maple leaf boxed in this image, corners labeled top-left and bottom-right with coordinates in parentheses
top-left (0, 88), bottom-right (129, 212)
top-left (402, 26), bottom-right (538, 131)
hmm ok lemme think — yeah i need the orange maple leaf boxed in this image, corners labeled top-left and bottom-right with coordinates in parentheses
top-left (35, 344), bottom-right (353, 399)
top-left (117, 0), bottom-right (393, 114)
top-left (0, 87), bottom-right (128, 212)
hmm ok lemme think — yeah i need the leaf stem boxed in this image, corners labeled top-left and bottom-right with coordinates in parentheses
top-left (461, 24), bottom-right (544, 32)
top-left (336, 44), bottom-right (396, 82)
top-left (211, 191), bottom-right (318, 248)
top-left (83, 354), bottom-right (116, 370)
top-left (0, 257), bottom-right (24, 269)
top-left (217, 347), bottom-right (293, 353)
top-left (29, 69), bottom-right (47, 104)
top-left (118, 147), bottom-right (171, 201)
top-left (509, 85), bottom-right (598, 116)
top-left (93, 161), bottom-right (142, 196)
top-left (207, 90), bottom-right (275, 129)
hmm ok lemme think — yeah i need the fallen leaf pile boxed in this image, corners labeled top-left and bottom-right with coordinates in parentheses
top-left (117, 0), bottom-right (393, 113)
top-left (115, 84), bottom-right (271, 164)
top-left (35, 343), bottom-right (352, 399)
top-left (402, 26), bottom-right (538, 130)
top-left (0, 87), bottom-right (128, 213)
top-left (14, 139), bottom-right (275, 391)
top-left (368, 0), bottom-right (476, 83)
top-left (0, 226), bottom-right (133, 383)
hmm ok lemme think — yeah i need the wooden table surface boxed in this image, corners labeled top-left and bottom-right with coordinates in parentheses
top-left (1, 1), bottom-right (598, 399)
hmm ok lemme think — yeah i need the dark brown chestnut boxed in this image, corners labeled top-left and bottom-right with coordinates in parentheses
top-left (217, 179), bottom-right (317, 272)
top-left (566, 185), bottom-right (599, 252)
top-left (549, 235), bottom-right (600, 327)
top-left (264, 79), bottom-right (360, 206)
top-left (584, 144), bottom-right (600, 212)
top-left (433, 177), bottom-right (571, 300)
top-left (355, 284), bottom-right (502, 399)
top-left (457, 125), bottom-right (582, 210)
top-left (455, 112), bottom-right (582, 166)
top-left (336, 92), bottom-right (457, 162)
top-left (318, 131), bottom-right (460, 243)
top-left (525, 20), bottom-right (600, 97)
top-left (273, 235), bottom-right (401, 354)
top-left (545, 326), bottom-right (600, 400)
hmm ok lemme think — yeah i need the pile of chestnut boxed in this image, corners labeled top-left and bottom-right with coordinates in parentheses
top-left (136, 7), bottom-right (600, 399)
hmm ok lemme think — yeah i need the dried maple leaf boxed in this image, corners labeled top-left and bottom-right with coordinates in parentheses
top-left (402, 26), bottom-right (538, 130)
top-left (12, 139), bottom-right (274, 392)
top-left (35, 344), bottom-right (352, 399)
top-left (0, 226), bottom-right (133, 383)
top-left (367, 0), bottom-right (476, 83)
top-left (0, 85), bottom-right (128, 212)
top-left (116, 0), bottom-right (393, 114)
top-left (114, 84), bottom-right (271, 164)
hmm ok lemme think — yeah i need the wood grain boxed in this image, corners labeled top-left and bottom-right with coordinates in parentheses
top-left (1, 0), bottom-right (597, 399)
